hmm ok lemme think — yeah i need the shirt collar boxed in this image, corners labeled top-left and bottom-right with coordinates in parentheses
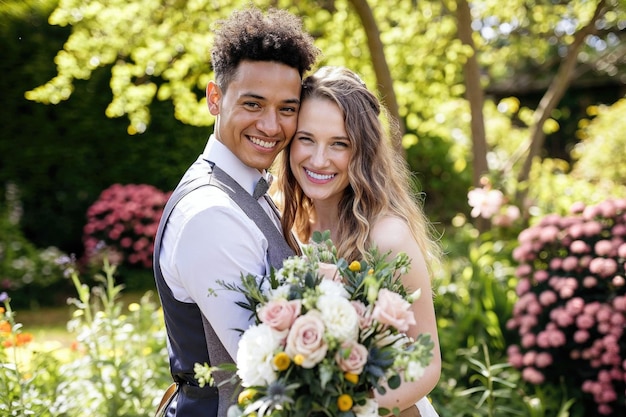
top-left (202, 135), bottom-right (266, 196)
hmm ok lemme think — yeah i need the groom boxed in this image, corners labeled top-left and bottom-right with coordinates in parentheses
top-left (153, 6), bottom-right (319, 416)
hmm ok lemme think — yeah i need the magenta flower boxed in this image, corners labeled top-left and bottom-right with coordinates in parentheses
top-left (83, 183), bottom-right (171, 269)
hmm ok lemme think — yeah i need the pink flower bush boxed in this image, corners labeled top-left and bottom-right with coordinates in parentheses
top-left (507, 198), bottom-right (626, 416)
top-left (83, 184), bottom-right (170, 269)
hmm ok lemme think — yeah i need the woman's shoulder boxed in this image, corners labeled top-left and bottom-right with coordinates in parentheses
top-left (370, 215), bottom-right (415, 253)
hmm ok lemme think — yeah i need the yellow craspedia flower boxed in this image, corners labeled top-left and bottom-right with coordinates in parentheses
top-left (344, 372), bottom-right (358, 384)
top-left (337, 394), bottom-right (353, 411)
top-left (273, 351), bottom-right (291, 371)
top-left (293, 354), bottom-right (305, 366)
top-left (238, 388), bottom-right (257, 405)
top-left (368, 268), bottom-right (374, 275)
top-left (128, 302), bottom-right (140, 312)
top-left (348, 261), bottom-right (361, 272)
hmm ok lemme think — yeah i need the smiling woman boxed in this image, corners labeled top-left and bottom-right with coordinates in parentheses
top-left (289, 96), bottom-right (352, 212)
top-left (274, 66), bottom-right (443, 416)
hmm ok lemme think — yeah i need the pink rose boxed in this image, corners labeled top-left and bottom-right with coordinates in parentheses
top-left (351, 300), bottom-right (373, 329)
top-left (335, 340), bottom-right (368, 374)
top-left (371, 289), bottom-right (416, 332)
top-left (285, 311), bottom-right (328, 368)
top-left (258, 299), bottom-right (302, 332)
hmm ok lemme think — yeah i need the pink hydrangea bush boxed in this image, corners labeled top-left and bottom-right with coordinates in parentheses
top-left (83, 184), bottom-right (170, 269)
top-left (507, 198), bottom-right (626, 416)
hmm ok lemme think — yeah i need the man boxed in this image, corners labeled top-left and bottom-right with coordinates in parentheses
top-left (153, 7), bottom-right (319, 416)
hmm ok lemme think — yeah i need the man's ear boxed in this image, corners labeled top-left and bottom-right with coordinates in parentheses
top-left (206, 81), bottom-right (221, 115)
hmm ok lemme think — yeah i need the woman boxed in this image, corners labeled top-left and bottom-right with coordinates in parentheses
top-left (275, 66), bottom-right (442, 416)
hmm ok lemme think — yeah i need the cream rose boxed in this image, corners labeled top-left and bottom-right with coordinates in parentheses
top-left (258, 299), bottom-right (302, 332)
top-left (371, 288), bottom-right (416, 332)
top-left (335, 340), bottom-right (368, 374)
top-left (285, 311), bottom-right (328, 368)
top-left (317, 295), bottom-right (359, 342)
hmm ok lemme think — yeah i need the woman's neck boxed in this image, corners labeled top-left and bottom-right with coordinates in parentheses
top-left (310, 201), bottom-right (340, 241)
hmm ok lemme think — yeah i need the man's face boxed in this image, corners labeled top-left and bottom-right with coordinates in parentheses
top-left (206, 60), bottom-right (302, 171)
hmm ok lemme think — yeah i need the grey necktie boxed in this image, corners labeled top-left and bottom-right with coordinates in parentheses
top-left (253, 177), bottom-right (270, 199)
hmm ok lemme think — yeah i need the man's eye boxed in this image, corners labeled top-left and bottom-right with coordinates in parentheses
top-left (244, 102), bottom-right (261, 109)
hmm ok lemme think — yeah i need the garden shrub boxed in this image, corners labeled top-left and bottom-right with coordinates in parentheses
top-left (83, 183), bottom-right (170, 270)
top-left (1, 257), bottom-right (170, 417)
top-left (507, 198), bottom-right (626, 416)
top-left (0, 183), bottom-right (68, 307)
top-left (1, 291), bottom-right (64, 416)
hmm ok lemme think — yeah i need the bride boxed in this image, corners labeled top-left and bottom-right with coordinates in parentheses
top-left (274, 65), bottom-right (442, 416)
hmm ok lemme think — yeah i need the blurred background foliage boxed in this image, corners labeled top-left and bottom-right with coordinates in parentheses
top-left (1, 0), bottom-right (626, 415)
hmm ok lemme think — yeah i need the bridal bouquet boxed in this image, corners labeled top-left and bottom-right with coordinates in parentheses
top-left (196, 232), bottom-right (434, 417)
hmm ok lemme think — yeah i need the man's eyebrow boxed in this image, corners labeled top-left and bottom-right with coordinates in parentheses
top-left (240, 92), bottom-right (300, 105)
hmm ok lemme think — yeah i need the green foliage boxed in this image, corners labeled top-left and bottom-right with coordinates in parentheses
top-left (51, 259), bottom-right (169, 416)
top-left (430, 212), bottom-right (524, 415)
top-left (456, 343), bottom-right (523, 417)
top-left (0, 184), bottom-right (69, 308)
top-left (571, 98), bottom-right (626, 184)
top-left (0, 0), bottom-right (207, 255)
top-left (1, 258), bottom-right (170, 416)
top-left (0, 298), bottom-right (64, 416)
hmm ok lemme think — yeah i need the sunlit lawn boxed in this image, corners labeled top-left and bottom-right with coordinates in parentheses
top-left (16, 291), bottom-right (148, 347)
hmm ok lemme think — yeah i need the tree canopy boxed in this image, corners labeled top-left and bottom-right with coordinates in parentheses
top-left (20, 0), bottom-right (626, 216)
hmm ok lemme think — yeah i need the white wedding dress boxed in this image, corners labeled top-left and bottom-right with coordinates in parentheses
top-left (416, 397), bottom-right (439, 417)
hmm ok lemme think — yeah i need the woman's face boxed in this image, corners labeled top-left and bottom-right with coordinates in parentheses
top-left (289, 97), bottom-right (352, 206)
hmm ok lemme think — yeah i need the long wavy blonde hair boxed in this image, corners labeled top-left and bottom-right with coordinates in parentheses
top-left (275, 66), bottom-right (441, 272)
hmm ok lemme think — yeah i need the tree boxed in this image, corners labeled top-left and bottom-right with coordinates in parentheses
top-left (24, 0), bottom-right (626, 218)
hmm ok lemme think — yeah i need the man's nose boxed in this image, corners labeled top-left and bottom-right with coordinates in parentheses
top-left (257, 110), bottom-right (280, 136)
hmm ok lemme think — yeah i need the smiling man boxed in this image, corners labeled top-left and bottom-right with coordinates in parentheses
top-left (152, 7), bottom-right (319, 417)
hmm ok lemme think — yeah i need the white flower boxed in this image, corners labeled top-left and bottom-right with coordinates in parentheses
top-left (404, 360), bottom-right (426, 381)
top-left (316, 295), bottom-right (359, 342)
top-left (267, 284), bottom-right (291, 301)
top-left (236, 324), bottom-right (282, 387)
top-left (278, 257), bottom-right (309, 284)
top-left (467, 187), bottom-right (504, 219)
top-left (353, 398), bottom-right (379, 417)
top-left (318, 278), bottom-right (350, 299)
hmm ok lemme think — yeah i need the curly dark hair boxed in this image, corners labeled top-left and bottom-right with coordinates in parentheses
top-left (210, 7), bottom-right (320, 90)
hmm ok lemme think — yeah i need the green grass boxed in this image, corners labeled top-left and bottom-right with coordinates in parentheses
top-left (16, 290), bottom-right (149, 346)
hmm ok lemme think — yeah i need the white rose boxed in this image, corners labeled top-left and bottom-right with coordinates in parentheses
top-left (236, 324), bottom-right (282, 387)
top-left (316, 295), bottom-right (359, 342)
top-left (318, 279), bottom-right (350, 299)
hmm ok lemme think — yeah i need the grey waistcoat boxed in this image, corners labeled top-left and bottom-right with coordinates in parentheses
top-left (153, 156), bottom-right (295, 416)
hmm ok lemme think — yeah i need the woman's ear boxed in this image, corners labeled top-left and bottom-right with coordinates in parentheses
top-left (206, 81), bottom-right (221, 115)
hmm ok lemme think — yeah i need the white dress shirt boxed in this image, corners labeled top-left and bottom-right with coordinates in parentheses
top-left (159, 137), bottom-right (276, 360)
